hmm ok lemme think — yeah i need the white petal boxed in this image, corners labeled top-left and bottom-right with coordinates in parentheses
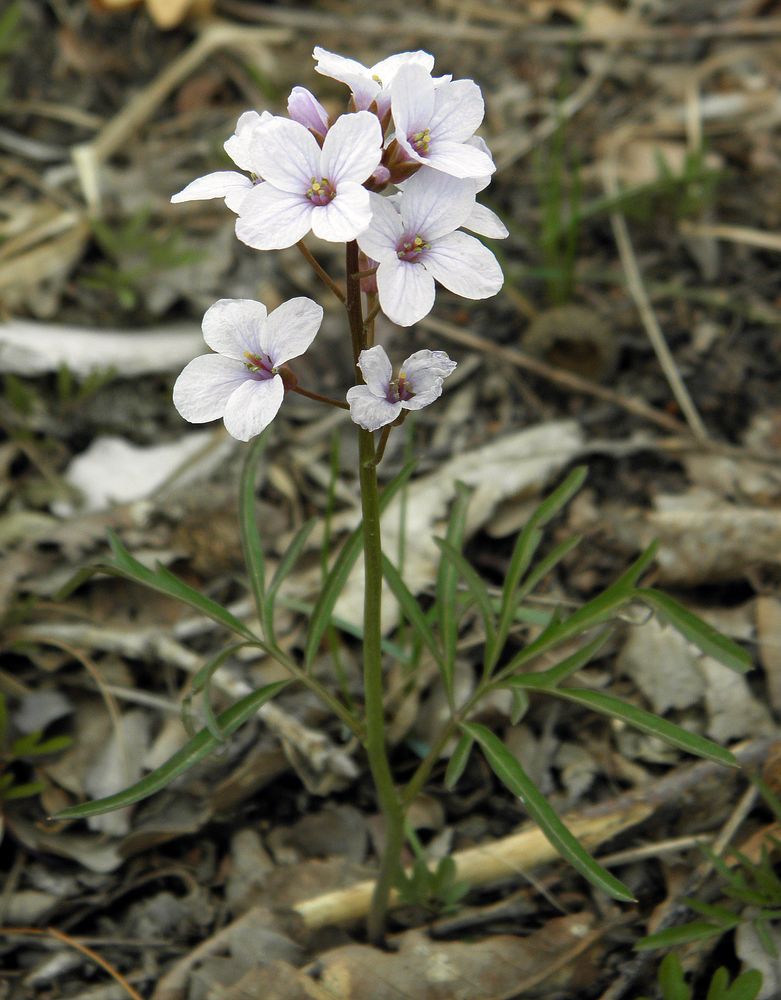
top-left (321, 112), bottom-right (382, 185)
top-left (222, 375), bottom-right (285, 441)
top-left (173, 354), bottom-right (249, 423)
top-left (311, 183), bottom-right (372, 243)
top-left (235, 184), bottom-right (312, 250)
top-left (262, 297), bottom-right (323, 365)
top-left (201, 298), bottom-right (268, 360)
top-left (312, 48), bottom-right (377, 109)
top-left (424, 231), bottom-right (503, 299)
top-left (392, 63), bottom-right (435, 138)
top-left (346, 384), bottom-right (401, 431)
top-left (376, 258), bottom-right (436, 327)
top-left (224, 110), bottom-right (272, 172)
top-left (424, 139), bottom-right (495, 178)
top-left (399, 170), bottom-right (474, 239)
top-left (171, 171), bottom-right (251, 205)
top-left (402, 349), bottom-right (456, 405)
top-left (249, 117), bottom-right (321, 194)
top-left (356, 345), bottom-right (392, 396)
top-left (356, 193), bottom-right (403, 261)
top-left (371, 51), bottom-right (435, 85)
top-left (430, 79), bottom-right (484, 142)
top-left (463, 202), bottom-right (508, 239)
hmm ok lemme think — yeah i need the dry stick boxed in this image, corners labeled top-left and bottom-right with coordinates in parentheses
top-left (679, 220), bottom-right (781, 254)
top-left (418, 314), bottom-right (689, 436)
top-left (602, 160), bottom-right (709, 441)
top-left (71, 21), bottom-right (290, 212)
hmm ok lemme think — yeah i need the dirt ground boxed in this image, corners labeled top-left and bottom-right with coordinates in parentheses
top-left (3, 1), bottom-right (781, 998)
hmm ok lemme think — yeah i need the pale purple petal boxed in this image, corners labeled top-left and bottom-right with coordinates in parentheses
top-left (311, 182), bottom-right (372, 243)
top-left (463, 202), bottom-right (508, 239)
top-left (173, 354), bottom-right (249, 423)
top-left (287, 87), bottom-right (330, 137)
top-left (201, 298), bottom-right (268, 359)
top-left (171, 171), bottom-right (252, 205)
top-left (249, 117), bottom-right (321, 194)
top-left (312, 47), bottom-right (378, 110)
top-left (262, 298), bottom-right (323, 366)
top-left (424, 139), bottom-right (495, 178)
top-left (376, 257), bottom-right (436, 327)
top-left (346, 384), bottom-right (401, 431)
top-left (356, 345), bottom-right (393, 396)
top-left (392, 63), bottom-right (435, 139)
top-left (224, 110), bottom-right (272, 172)
top-left (402, 349), bottom-right (456, 406)
top-left (371, 51), bottom-right (435, 85)
top-left (222, 375), bottom-right (285, 441)
top-left (429, 79), bottom-right (484, 142)
top-left (235, 184), bottom-right (312, 250)
top-left (424, 231), bottom-right (503, 299)
top-left (321, 112), bottom-right (382, 185)
top-left (399, 170), bottom-right (475, 239)
top-left (356, 193), bottom-right (403, 261)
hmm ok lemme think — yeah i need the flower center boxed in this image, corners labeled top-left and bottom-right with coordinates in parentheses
top-left (306, 177), bottom-right (335, 206)
top-left (243, 351), bottom-right (276, 380)
top-left (385, 370), bottom-right (415, 403)
top-left (410, 128), bottom-right (431, 154)
top-left (396, 233), bottom-right (429, 262)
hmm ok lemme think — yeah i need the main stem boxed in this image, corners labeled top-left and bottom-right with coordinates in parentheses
top-left (346, 241), bottom-right (404, 945)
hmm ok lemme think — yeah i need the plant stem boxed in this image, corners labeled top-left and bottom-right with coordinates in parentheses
top-left (296, 240), bottom-right (346, 304)
top-left (289, 384), bottom-right (349, 409)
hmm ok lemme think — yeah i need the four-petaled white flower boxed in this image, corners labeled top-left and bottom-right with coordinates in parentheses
top-left (171, 110), bottom-right (271, 213)
top-left (347, 346), bottom-right (457, 431)
top-left (391, 64), bottom-right (495, 179)
top-left (173, 297), bottom-right (322, 441)
top-left (235, 111), bottom-right (382, 250)
top-left (313, 47), bottom-right (435, 118)
top-left (358, 170), bottom-right (504, 327)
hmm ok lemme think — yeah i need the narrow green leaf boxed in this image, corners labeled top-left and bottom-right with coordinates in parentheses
top-left (184, 643), bottom-right (249, 744)
top-left (638, 588), bottom-right (752, 674)
top-left (267, 518), bottom-right (317, 618)
top-left (382, 554), bottom-right (444, 670)
top-left (239, 433), bottom-right (269, 628)
top-left (304, 459), bottom-right (416, 667)
top-left (636, 920), bottom-right (736, 951)
top-left (444, 733), bottom-right (473, 790)
top-left (463, 721), bottom-right (635, 902)
top-left (658, 953), bottom-right (691, 1000)
top-left (504, 629), bottom-right (612, 690)
top-left (436, 482), bottom-right (473, 697)
top-left (513, 534), bottom-right (582, 606)
top-left (14, 734), bottom-right (72, 757)
top-left (433, 537), bottom-right (496, 655)
top-left (544, 687), bottom-right (737, 767)
top-left (53, 681), bottom-right (288, 820)
top-left (2, 780), bottom-right (45, 801)
top-left (104, 531), bottom-right (256, 642)
top-left (509, 687), bottom-right (529, 724)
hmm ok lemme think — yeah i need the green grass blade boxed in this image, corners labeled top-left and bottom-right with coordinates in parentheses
top-left (239, 433), bottom-right (269, 632)
top-left (436, 482), bottom-right (473, 698)
top-left (304, 459), bottom-right (416, 667)
top-left (382, 553), bottom-right (444, 671)
top-left (184, 642), bottom-right (249, 743)
top-left (54, 681), bottom-right (289, 820)
top-left (463, 721), bottom-right (635, 901)
top-left (636, 920), bottom-right (737, 951)
top-left (545, 688), bottom-right (737, 767)
top-left (503, 629), bottom-right (612, 689)
top-left (433, 538), bottom-right (496, 658)
top-left (444, 733), bottom-right (473, 790)
top-left (105, 532), bottom-right (257, 641)
top-left (638, 588), bottom-right (752, 674)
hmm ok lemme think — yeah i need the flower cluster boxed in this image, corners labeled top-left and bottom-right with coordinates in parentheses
top-left (172, 48), bottom-right (505, 439)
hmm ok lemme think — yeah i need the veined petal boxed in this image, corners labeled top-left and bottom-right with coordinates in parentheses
top-left (392, 63), bottom-right (435, 139)
top-left (356, 345), bottom-right (393, 396)
top-left (263, 297), bottom-right (323, 365)
top-left (399, 170), bottom-right (475, 239)
top-left (173, 354), bottom-right (249, 423)
top-left (202, 298), bottom-right (268, 359)
top-left (311, 182), bottom-right (372, 243)
top-left (463, 202), bottom-right (508, 239)
top-left (424, 139), bottom-right (495, 178)
top-left (171, 171), bottom-right (252, 205)
top-left (321, 112), bottom-right (382, 185)
top-left (235, 184), bottom-right (312, 250)
top-left (223, 375), bottom-right (285, 441)
top-left (424, 231), bottom-right (503, 299)
top-left (376, 257), bottom-right (436, 327)
top-left (346, 384), bottom-right (401, 431)
top-left (356, 193), bottom-right (403, 261)
top-left (312, 48), bottom-right (378, 109)
top-left (402, 349), bottom-right (457, 406)
top-left (429, 79), bottom-right (484, 142)
top-left (371, 51), bottom-right (435, 85)
top-left (249, 117), bottom-right (321, 194)
top-left (224, 110), bottom-right (272, 172)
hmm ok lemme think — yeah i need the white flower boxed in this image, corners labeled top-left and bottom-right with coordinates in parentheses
top-left (313, 47), bottom-right (435, 117)
top-left (173, 297), bottom-right (322, 441)
top-left (391, 64), bottom-right (495, 179)
top-left (346, 345), bottom-right (456, 431)
top-left (287, 86), bottom-right (330, 139)
top-left (235, 111), bottom-right (382, 250)
top-left (357, 170), bottom-right (503, 327)
top-left (171, 110), bottom-right (271, 213)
